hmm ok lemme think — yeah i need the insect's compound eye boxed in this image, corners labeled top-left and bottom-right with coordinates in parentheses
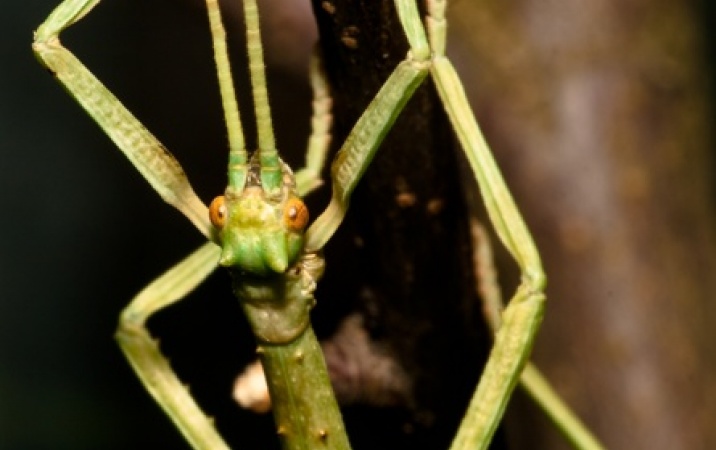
top-left (284, 197), bottom-right (309, 232)
top-left (209, 196), bottom-right (228, 229)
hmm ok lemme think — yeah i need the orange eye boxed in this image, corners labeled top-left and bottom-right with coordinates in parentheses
top-left (209, 196), bottom-right (227, 229)
top-left (284, 197), bottom-right (309, 231)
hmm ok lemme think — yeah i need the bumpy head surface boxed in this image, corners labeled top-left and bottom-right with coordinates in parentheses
top-left (210, 157), bottom-right (309, 276)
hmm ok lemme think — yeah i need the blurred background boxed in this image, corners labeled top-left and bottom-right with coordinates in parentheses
top-left (2, 0), bottom-right (715, 449)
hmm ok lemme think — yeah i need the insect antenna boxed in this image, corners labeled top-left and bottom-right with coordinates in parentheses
top-left (204, 0), bottom-right (247, 194)
top-left (243, 0), bottom-right (281, 193)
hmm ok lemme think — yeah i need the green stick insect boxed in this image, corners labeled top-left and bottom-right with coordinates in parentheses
top-left (33, 0), bottom-right (604, 449)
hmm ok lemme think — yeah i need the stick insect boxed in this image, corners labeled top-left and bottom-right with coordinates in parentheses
top-left (33, 0), bottom-right (603, 449)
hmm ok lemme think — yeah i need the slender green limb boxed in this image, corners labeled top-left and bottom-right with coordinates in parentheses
top-left (450, 286), bottom-right (545, 450)
top-left (389, 1), bottom-right (547, 447)
top-left (469, 219), bottom-right (505, 336)
top-left (426, 0), bottom-right (542, 280)
top-left (33, 0), bottom-right (213, 240)
top-left (305, 59), bottom-right (428, 251)
top-left (425, 0), bottom-right (447, 57)
top-left (520, 366), bottom-right (605, 450)
top-left (432, 48), bottom-right (545, 450)
top-left (204, 0), bottom-right (248, 194)
top-left (470, 220), bottom-right (604, 450)
top-left (295, 47), bottom-right (332, 197)
top-left (433, 58), bottom-right (543, 279)
top-left (34, 0), bottom-right (98, 38)
top-left (434, 43), bottom-right (547, 450)
top-left (395, 0), bottom-right (430, 61)
top-left (116, 242), bottom-right (227, 450)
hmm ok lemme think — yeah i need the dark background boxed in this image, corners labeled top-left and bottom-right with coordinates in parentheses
top-left (3, 1), bottom-right (308, 448)
top-left (3, 1), bottom-right (716, 449)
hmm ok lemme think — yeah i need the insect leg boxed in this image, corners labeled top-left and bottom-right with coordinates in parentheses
top-left (295, 47), bottom-right (333, 198)
top-left (33, 0), bottom-right (212, 239)
top-left (115, 242), bottom-right (227, 450)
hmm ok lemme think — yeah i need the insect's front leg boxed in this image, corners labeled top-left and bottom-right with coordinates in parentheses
top-left (33, 0), bottom-right (213, 238)
top-left (115, 242), bottom-right (229, 450)
top-left (304, 12), bottom-right (431, 250)
top-left (34, 1), bottom-right (231, 448)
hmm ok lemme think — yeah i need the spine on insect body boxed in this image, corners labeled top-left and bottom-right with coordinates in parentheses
top-left (232, 253), bottom-right (351, 450)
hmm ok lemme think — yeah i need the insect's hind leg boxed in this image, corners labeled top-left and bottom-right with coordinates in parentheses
top-left (390, 0), bottom-right (548, 448)
top-left (115, 242), bottom-right (229, 450)
top-left (470, 221), bottom-right (604, 450)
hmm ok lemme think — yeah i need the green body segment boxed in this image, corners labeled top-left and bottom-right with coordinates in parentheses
top-left (230, 251), bottom-right (317, 346)
top-left (230, 251), bottom-right (349, 450)
top-left (215, 156), bottom-right (306, 276)
top-left (219, 189), bottom-right (299, 275)
top-left (260, 327), bottom-right (350, 450)
top-left (219, 185), bottom-right (350, 450)
top-left (208, 0), bottom-right (350, 445)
